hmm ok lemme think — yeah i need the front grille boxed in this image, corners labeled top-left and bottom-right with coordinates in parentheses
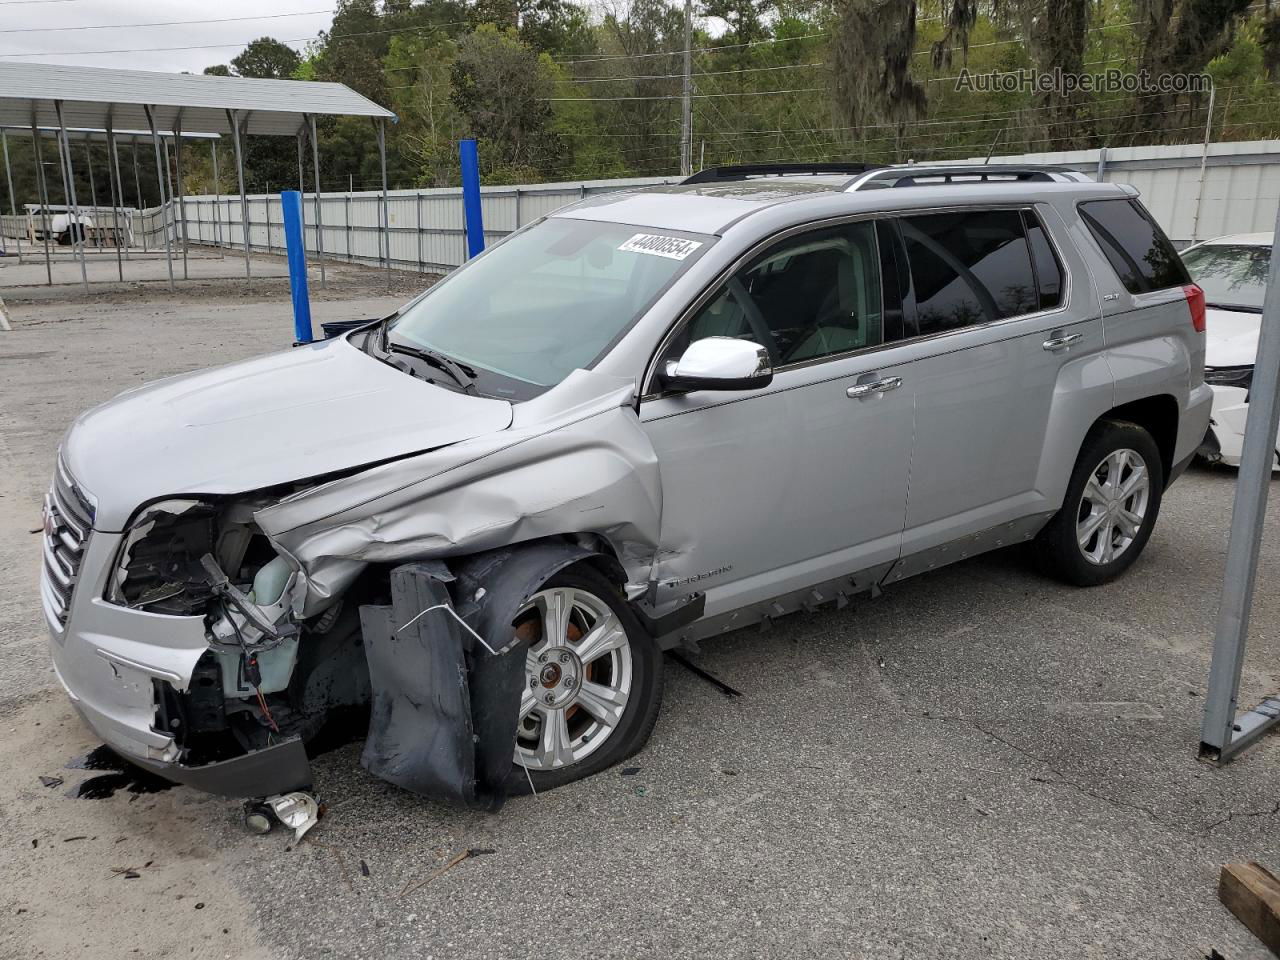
top-left (41, 457), bottom-right (94, 628)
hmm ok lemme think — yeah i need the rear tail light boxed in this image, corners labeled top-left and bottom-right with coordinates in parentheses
top-left (1184, 283), bottom-right (1206, 333)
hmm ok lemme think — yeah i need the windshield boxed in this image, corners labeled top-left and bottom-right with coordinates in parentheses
top-left (1181, 243), bottom-right (1271, 312)
top-left (387, 218), bottom-right (712, 396)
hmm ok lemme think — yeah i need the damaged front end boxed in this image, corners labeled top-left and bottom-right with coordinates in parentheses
top-left (57, 369), bottom-right (678, 808)
top-left (93, 496), bottom-right (366, 797)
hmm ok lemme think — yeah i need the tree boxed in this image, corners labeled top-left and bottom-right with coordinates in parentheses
top-left (598, 0), bottom-right (686, 174)
top-left (202, 64), bottom-right (232, 77)
top-left (230, 37), bottom-right (303, 79)
top-left (314, 0), bottom-right (389, 103)
top-left (1119, 0), bottom-right (1253, 140)
top-left (830, 0), bottom-right (927, 142)
top-left (449, 26), bottom-right (560, 180)
top-left (1030, 0), bottom-right (1092, 149)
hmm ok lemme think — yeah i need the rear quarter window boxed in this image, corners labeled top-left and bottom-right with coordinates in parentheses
top-left (1079, 198), bottom-right (1189, 294)
top-left (899, 209), bottom-right (1042, 336)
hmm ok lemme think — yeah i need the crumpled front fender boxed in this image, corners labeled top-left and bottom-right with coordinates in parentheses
top-left (255, 370), bottom-right (662, 616)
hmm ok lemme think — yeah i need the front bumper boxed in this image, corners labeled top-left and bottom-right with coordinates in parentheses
top-left (44, 530), bottom-right (311, 797)
top-left (1204, 384), bottom-right (1280, 469)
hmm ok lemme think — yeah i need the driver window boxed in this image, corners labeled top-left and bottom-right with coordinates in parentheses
top-left (662, 220), bottom-right (883, 371)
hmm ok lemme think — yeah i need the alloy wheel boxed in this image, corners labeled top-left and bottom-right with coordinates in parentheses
top-left (514, 587), bottom-right (634, 771)
top-left (1075, 447), bottom-right (1151, 565)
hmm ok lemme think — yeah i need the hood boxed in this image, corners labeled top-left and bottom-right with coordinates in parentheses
top-left (1205, 306), bottom-right (1262, 369)
top-left (64, 336), bottom-right (513, 530)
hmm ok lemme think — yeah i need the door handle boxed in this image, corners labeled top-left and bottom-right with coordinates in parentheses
top-left (1042, 333), bottom-right (1083, 351)
top-left (846, 376), bottom-right (903, 399)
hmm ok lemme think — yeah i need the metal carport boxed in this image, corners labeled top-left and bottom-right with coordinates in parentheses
top-left (2, 125), bottom-right (222, 288)
top-left (0, 61), bottom-right (396, 293)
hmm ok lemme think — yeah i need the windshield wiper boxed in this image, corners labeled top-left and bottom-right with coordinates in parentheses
top-left (386, 341), bottom-right (479, 394)
top-left (1205, 301), bottom-right (1264, 314)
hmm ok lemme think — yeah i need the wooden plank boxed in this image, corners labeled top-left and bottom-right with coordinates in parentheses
top-left (1219, 862), bottom-right (1280, 956)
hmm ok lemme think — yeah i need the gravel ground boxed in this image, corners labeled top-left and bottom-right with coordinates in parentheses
top-left (1, 264), bottom-right (1278, 960)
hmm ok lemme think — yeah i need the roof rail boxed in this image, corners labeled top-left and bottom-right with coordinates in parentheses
top-left (683, 162), bottom-right (884, 185)
top-left (848, 164), bottom-right (1093, 191)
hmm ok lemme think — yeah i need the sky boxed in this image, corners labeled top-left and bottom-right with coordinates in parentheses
top-left (0, 1), bottom-right (336, 74)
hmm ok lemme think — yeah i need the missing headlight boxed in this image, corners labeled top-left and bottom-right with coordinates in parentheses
top-left (108, 499), bottom-right (219, 614)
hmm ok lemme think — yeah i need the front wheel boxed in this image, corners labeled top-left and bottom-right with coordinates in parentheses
top-left (506, 565), bottom-right (663, 794)
top-left (1034, 420), bottom-right (1164, 586)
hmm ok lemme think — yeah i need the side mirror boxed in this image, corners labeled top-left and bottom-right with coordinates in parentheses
top-left (661, 336), bottom-right (774, 392)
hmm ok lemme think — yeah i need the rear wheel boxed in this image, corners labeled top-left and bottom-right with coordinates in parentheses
top-left (1035, 420), bottom-right (1164, 586)
top-left (507, 565), bottom-right (662, 794)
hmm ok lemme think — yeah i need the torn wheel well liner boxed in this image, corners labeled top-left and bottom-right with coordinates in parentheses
top-left (358, 542), bottom-right (611, 808)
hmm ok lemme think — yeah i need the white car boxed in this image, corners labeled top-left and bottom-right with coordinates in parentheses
top-left (1182, 232), bottom-right (1275, 467)
top-left (33, 211), bottom-right (94, 246)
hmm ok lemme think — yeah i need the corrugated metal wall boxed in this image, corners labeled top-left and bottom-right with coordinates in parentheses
top-left (949, 139), bottom-right (1280, 246)
top-left (132, 176), bottom-right (681, 273)
top-left (10, 142), bottom-right (1280, 263)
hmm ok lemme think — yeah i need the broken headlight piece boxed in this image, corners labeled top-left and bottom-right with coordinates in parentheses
top-left (106, 499), bottom-right (219, 614)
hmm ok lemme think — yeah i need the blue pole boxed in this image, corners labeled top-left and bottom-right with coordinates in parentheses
top-left (281, 189), bottom-right (313, 343)
top-left (459, 138), bottom-right (484, 259)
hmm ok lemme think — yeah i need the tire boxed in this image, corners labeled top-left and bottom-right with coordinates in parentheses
top-left (1034, 419), bottom-right (1164, 587)
top-left (505, 564), bottom-right (663, 794)
top-left (57, 230), bottom-right (71, 247)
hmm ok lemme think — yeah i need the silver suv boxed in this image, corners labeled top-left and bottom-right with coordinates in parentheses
top-left (42, 163), bottom-right (1212, 806)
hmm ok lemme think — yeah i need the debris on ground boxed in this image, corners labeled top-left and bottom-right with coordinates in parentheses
top-left (264, 792), bottom-right (321, 842)
top-left (38, 775), bottom-right (62, 788)
top-left (620, 767), bottom-right (641, 777)
top-left (667, 652), bottom-right (744, 698)
top-left (1218, 861), bottom-right (1280, 954)
top-left (399, 848), bottom-right (497, 898)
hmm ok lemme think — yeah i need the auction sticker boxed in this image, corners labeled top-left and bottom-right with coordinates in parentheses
top-left (618, 233), bottom-right (703, 260)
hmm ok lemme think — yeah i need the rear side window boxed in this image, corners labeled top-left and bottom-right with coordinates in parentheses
top-left (1023, 210), bottom-right (1064, 311)
top-left (899, 209), bottom-right (1040, 335)
top-left (1079, 198), bottom-right (1189, 294)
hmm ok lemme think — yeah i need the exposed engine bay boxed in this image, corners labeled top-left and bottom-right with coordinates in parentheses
top-left (112, 498), bottom-right (373, 774)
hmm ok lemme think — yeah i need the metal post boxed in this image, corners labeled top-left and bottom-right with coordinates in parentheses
top-left (1096, 145), bottom-right (1108, 181)
top-left (30, 114), bottom-right (52, 286)
top-left (130, 137), bottom-right (148, 253)
top-left (83, 140), bottom-right (100, 249)
top-left (162, 136), bottom-right (174, 250)
top-left (1191, 80), bottom-right (1216, 246)
top-left (680, 0), bottom-right (693, 177)
top-left (227, 109), bottom-right (251, 283)
top-left (107, 121), bottom-right (129, 263)
top-left (296, 129), bottom-right (305, 193)
top-left (143, 105), bottom-right (176, 293)
top-left (376, 119), bottom-right (391, 286)
top-left (2, 130), bottom-right (22, 263)
top-left (416, 191), bottom-right (424, 273)
top-left (459, 138), bottom-right (484, 259)
top-left (1199, 199), bottom-right (1280, 764)
top-left (308, 114), bottom-right (326, 288)
top-left (104, 120), bottom-right (123, 281)
top-left (53, 101), bottom-right (90, 294)
top-left (173, 117), bottom-right (188, 280)
top-left (210, 139), bottom-right (224, 255)
top-left (281, 190), bottom-right (313, 343)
